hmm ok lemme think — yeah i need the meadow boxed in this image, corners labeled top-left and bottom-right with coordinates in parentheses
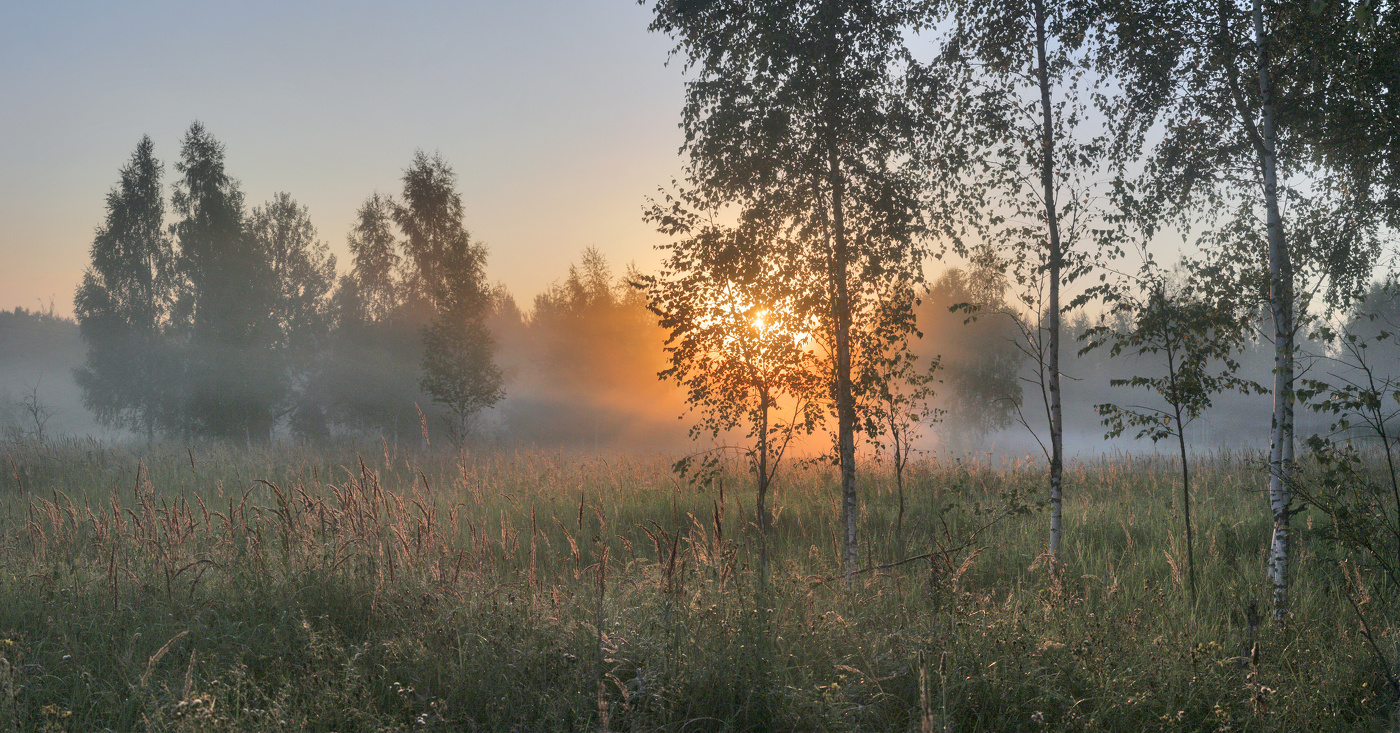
top-left (0, 436), bottom-right (1391, 731)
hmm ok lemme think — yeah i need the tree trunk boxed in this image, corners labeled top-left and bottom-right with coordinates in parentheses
top-left (1175, 403), bottom-right (1197, 604)
top-left (815, 0), bottom-right (858, 589)
top-left (895, 437), bottom-right (906, 545)
top-left (758, 385), bottom-right (771, 577)
top-left (830, 145), bottom-right (859, 589)
top-left (757, 386), bottom-right (770, 535)
top-left (1253, 0), bottom-right (1295, 622)
top-left (1033, 0), bottom-right (1066, 563)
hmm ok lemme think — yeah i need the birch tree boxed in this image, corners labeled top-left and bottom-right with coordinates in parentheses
top-left (641, 208), bottom-right (826, 568)
top-left (1094, 0), bottom-right (1387, 619)
top-left (345, 193), bottom-right (401, 324)
top-left (399, 153), bottom-right (504, 442)
top-left (926, 0), bottom-right (1119, 562)
top-left (854, 278), bottom-right (941, 547)
top-left (645, 0), bottom-right (930, 585)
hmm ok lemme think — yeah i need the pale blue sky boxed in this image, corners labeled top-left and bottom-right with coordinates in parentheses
top-left (0, 1), bottom-right (685, 315)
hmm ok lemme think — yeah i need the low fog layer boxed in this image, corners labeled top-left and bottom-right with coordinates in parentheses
top-left (32, 127), bottom-right (1398, 460)
top-left (0, 306), bottom-right (110, 440)
top-left (12, 263), bottom-right (1397, 459)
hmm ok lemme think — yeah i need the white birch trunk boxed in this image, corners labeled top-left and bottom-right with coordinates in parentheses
top-left (1252, 0), bottom-right (1295, 622)
top-left (1033, 0), bottom-right (1066, 561)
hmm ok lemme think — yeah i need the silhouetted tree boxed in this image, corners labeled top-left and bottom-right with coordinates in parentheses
top-left (642, 216), bottom-right (827, 561)
top-left (1299, 279), bottom-right (1400, 592)
top-left (522, 249), bottom-right (674, 436)
top-left (396, 152), bottom-right (503, 441)
top-left (926, 0), bottom-right (1126, 563)
top-left (345, 192), bottom-right (400, 324)
top-left (531, 248), bottom-right (625, 395)
top-left (1280, 1), bottom-right (1400, 228)
top-left (395, 151), bottom-right (471, 315)
top-left (17, 378), bottom-right (55, 443)
top-left (247, 192), bottom-right (337, 439)
top-left (170, 122), bottom-right (281, 442)
top-left (74, 136), bottom-right (175, 440)
top-left (317, 193), bottom-right (420, 437)
top-left (646, 0), bottom-right (930, 585)
top-left (420, 240), bottom-right (503, 443)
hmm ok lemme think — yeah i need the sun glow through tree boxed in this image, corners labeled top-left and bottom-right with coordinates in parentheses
top-left (640, 213), bottom-right (828, 569)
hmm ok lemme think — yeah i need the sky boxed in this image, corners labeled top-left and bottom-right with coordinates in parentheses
top-left (0, 1), bottom-right (686, 317)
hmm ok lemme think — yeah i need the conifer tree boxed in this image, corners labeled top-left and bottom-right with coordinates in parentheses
top-left (247, 192), bottom-right (337, 438)
top-left (170, 122), bottom-right (280, 441)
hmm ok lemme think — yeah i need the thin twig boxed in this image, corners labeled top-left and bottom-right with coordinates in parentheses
top-left (1343, 591), bottom-right (1400, 696)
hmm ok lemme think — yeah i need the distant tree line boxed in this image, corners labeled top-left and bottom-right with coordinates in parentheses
top-left (75, 124), bottom-right (500, 444)
top-left (73, 125), bottom-right (699, 448)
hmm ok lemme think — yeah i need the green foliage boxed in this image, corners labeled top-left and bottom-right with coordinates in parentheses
top-left (1265, 0), bottom-right (1400, 228)
top-left (1089, 0), bottom-right (1394, 621)
top-left (74, 140), bottom-right (505, 444)
top-left (1089, 269), bottom-right (1261, 446)
top-left (1299, 281), bottom-right (1400, 592)
top-left (1088, 263), bottom-right (1264, 602)
top-left (854, 276), bottom-right (942, 541)
top-left (247, 192), bottom-right (336, 362)
top-left (420, 315), bottom-right (502, 444)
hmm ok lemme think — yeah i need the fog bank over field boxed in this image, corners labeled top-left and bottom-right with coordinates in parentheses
top-left (8, 269), bottom-right (1372, 461)
top-left (0, 306), bottom-right (108, 441)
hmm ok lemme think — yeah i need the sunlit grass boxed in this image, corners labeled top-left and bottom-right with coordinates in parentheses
top-left (0, 437), bottom-right (1390, 731)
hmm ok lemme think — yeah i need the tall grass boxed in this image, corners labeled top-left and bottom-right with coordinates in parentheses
top-left (0, 437), bottom-right (1391, 731)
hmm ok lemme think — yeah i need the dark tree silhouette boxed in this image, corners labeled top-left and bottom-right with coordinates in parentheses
top-left (247, 192), bottom-right (337, 439)
top-left (318, 193), bottom-right (420, 437)
top-left (170, 122), bottom-right (281, 442)
top-left (395, 152), bottom-right (503, 442)
top-left (74, 136), bottom-right (176, 440)
top-left (344, 193), bottom-right (400, 324)
top-left (854, 277), bottom-right (940, 546)
top-left (395, 151), bottom-right (474, 315)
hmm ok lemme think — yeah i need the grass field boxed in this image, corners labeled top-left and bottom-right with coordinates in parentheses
top-left (0, 437), bottom-right (1393, 731)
